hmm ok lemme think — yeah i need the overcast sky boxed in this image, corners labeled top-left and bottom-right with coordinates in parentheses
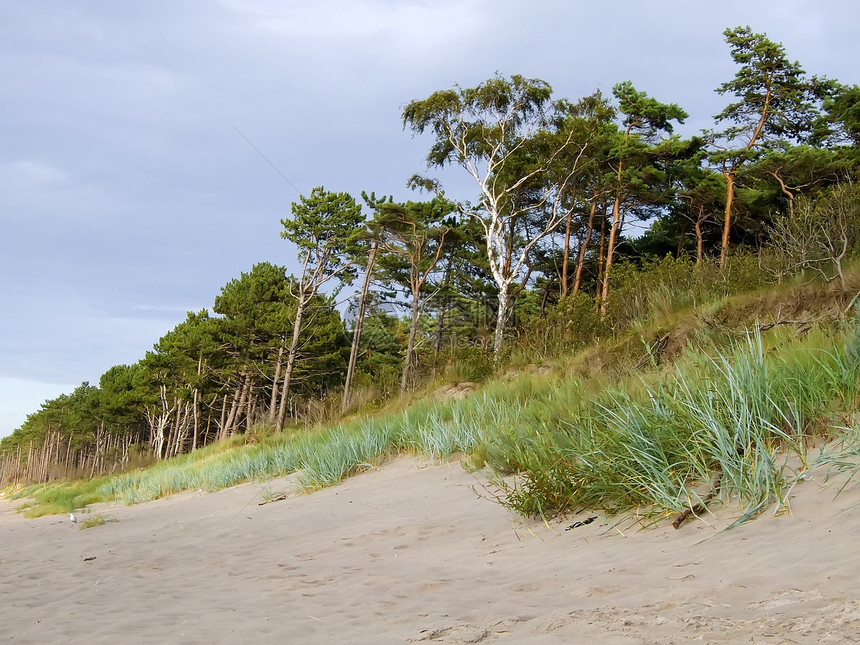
top-left (1, 0), bottom-right (858, 437)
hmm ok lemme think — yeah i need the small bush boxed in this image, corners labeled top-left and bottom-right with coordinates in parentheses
top-left (444, 349), bottom-right (495, 384)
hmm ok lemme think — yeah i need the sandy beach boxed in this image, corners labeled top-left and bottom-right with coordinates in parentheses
top-left (2, 456), bottom-right (859, 644)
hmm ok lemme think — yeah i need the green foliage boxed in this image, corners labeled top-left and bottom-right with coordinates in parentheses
top-left (513, 292), bottom-right (605, 362)
top-left (282, 187), bottom-right (363, 264)
top-left (443, 348), bottom-right (495, 384)
top-left (713, 26), bottom-right (821, 153)
top-left (819, 83), bottom-right (860, 148)
top-left (402, 73), bottom-right (555, 167)
top-left (602, 254), bottom-right (773, 329)
top-left (613, 80), bottom-right (687, 140)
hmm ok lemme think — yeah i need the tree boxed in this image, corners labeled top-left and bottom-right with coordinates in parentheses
top-left (277, 187), bottom-right (363, 431)
top-left (403, 74), bottom-right (594, 356)
top-left (213, 263), bottom-right (293, 435)
top-left (750, 143), bottom-right (847, 219)
top-left (675, 163), bottom-right (724, 265)
top-left (342, 238), bottom-right (378, 412)
top-left (342, 192), bottom-right (392, 412)
top-left (599, 81), bottom-right (687, 315)
top-left (542, 90), bottom-right (617, 298)
top-left (770, 182), bottom-right (860, 288)
top-left (710, 26), bottom-right (825, 267)
top-left (98, 364), bottom-right (148, 452)
top-left (816, 82), bottom-right (860, 149)
top-left (370, 197), bottom-right (453, 392)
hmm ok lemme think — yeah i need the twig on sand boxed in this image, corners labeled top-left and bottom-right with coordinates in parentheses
top-left (258, 493), bottom-right (288, 505)
top-left (672, 474), bottom-right (722, 530)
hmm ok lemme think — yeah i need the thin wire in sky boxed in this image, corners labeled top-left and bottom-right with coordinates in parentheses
top-left (229, 121), bottom-right (302, 196)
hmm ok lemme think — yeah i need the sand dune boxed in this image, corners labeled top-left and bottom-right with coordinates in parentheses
top-left (2, 457), bottom-right (860, 644)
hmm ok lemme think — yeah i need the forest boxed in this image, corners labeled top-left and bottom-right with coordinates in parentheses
top-left (2, 25), bottom-right (858, 488)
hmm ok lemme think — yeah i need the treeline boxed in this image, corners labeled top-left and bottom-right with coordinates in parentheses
top-left (2, 26), bottom-right (858, 484)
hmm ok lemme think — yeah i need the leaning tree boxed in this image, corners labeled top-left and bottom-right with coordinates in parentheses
top-left (277, 187), bottom-right (363, 431)
top-left (710, 26), bottom-right (825, 267)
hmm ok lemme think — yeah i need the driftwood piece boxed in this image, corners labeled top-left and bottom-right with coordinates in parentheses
top-left (672, 474), bottom-right (722, 530)
top-left (258, 493), bottom-right (288, 506)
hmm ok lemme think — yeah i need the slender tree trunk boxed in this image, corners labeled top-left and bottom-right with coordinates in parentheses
top-left (150, 385), bottom-right (174, 458)
top-left (599, 194), bottom-right (623, 317)
top-left (248, 390), bottom-right (259, 427)
top-left (169, 401), bottom-right (182, 457)
top-left (695, 205), bottom-right (706, 266)
top-left (218, 392), bottom-right (229, 441)
top-left (720, 170), bottom-right (735, 269)
top-left (191, 388), bottom-right (199, 452)
top-left (561, 208), bottom-right (574, 298)
top-left (221, 378), bottom-right (243, 440)
top-left (772, 171), bottom-right (797, 219)
top-left (343, 240), bottom-right (377, 411)
top-left (191, 353), bottom-right (203, 451)
top-left (493, 283), bottom-right (510, 358)
top-left (401, 290), bottom-right (421, 393)
top-left (539, 281), bottom-right (552, 318)
top-left (203, 398), bottom-right (216, 445)
top-left (232, 372), bottom-right (252, 436)
top-left (595, 216), bottom-right (608, 314)
top-left (268, 343), bottom-right (284, 423)
top-left (572, 197), bottom-right (599, 296)
top-left (276, 293), bottom-right (307, 432)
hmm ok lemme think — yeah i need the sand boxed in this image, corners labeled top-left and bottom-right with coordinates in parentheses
top-left (2, 456), bottom-right (860, 644)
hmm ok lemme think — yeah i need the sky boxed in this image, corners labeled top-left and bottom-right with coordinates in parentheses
top-left (1, 0), bottom-right (858, 438)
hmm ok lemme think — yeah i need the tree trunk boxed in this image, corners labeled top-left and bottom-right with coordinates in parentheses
top-left (191, 388), bottom-right (199, 451)
top-left (539, 281), bottom-right (552, 318)
top-left (493, 283), bottom-right (510, 358)
top-left (231, 372), bottom-right (252, 436)
top-left (695, 205), bottom-right (705, 266)
top-left (343, 240), bottom-right (377, 411)
top-left (595, 214), bottom-right (608, 311)
top-left (276, 292), bottom-right (307, 432)
top-left (191, 353), bottom-right (203, 451)
top-left (168, 400), bottom-right (182, 457)
top-left (218, 392), bottom-right (229, 441)
top-left (221, 378), bottom-right (244, 441)
top-left (150, 384), bottom-right (174, 458)
top-left (561, 208), bottom-right (574, 298)
top-left (599, 194), bottom-right (623, 317)
top-left (572, 197), bottom-right (599, 296)
top-left (268, 343), bottom-right (285, 423)
top-left (401, 289), bottom-right (421, 393)
top-left (719, 170), bottom-right (735, 269)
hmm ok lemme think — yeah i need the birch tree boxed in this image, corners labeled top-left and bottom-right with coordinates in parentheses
top-left (403, 74), bottom-right (593, 356)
